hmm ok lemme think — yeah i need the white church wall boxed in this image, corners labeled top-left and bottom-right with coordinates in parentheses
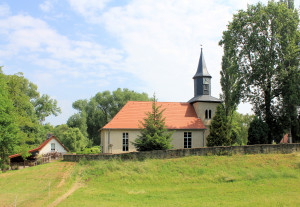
top-left (101, 129), bottom-right (206, 154)
top-left (171, 130), bottom-right (205, 148)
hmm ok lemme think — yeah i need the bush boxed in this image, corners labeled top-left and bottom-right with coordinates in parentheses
top-left (77, 146), bottom-right (101, 154)
top-left (247, 117), bottom-right (269, 145)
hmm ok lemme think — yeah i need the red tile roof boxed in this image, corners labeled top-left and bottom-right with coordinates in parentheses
top-left (29, 135), bottom-right (69, 153)
top-left (102, 101), bottom-right (205, 130)
top-left (9, 136), bottom-right (69, 159)
top-left (8, 154), bottom-right (22, 159)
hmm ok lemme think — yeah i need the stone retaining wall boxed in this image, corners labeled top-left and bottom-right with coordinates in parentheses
top-left (63, 143), bottom-right (300, 162)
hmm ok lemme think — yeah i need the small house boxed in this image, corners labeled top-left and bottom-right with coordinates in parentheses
top-left (9, 135), bottom-right (69, 168)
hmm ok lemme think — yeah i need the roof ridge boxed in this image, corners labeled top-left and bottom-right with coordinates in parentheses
top-left (128, 101), bottom-right (190, 104)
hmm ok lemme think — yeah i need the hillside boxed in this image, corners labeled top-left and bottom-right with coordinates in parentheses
top-left (0, 153), bottom-right (300, 206)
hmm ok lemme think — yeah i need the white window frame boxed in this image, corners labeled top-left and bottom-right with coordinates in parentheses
top-left (122, 132), bottom-right (129, 152)
top-left (184, 132), bottom-right (192, 148)
top-left (51, 143), bottom-right (55, 151)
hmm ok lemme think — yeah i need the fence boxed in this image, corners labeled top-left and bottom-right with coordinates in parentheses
top-left (10, 152), bottom-right (64, 170)
top-left (63, 143), bottom-right (300, 162)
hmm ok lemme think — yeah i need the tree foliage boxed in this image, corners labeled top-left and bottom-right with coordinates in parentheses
top-left (1, 70), bottom-right (61, 146)
top-left (60, 128), bottom-right (89, 152)
top-left (33, 94), bottom-right (61, 123)
top-left (218, 40), bottom-right (244, 143)
top-left (0, 68), bottom-right (60, 171)
top-left (132, 96), bottom-right (173, 151)
top-left (207, 104), bottom-right (232, 147)
top-left (0, 72), bottom-right (20, 171)
top-left (219, 1), bottom-right (299, 143)
top-left (247, 117), bottom-right (269, 145)
top-left (231, 112), bottom-right (255, 145)
top-left (53, 124), bottom-right (89, 152)
top-left (68, 88), bottom-right (151, 145)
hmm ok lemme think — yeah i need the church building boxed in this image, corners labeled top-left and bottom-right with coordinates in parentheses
top-left (100, 49), bottom-right (222, 154)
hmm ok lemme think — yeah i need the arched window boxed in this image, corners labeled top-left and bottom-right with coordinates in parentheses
top-left (205, 110), bottom-right (208, 119)
top-left (209, 110), bottom-right (212, 119)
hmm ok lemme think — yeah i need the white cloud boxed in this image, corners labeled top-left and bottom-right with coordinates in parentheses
top-left (0, 3), bottom-right (10, 17)
top-left (0, 14), bottom-right (123, 74)
top-left (99, 0), bottom-right (272, 107)
top-left (40, 0), bottom-right (55, 12)
top-left (68, 0), bottom-right (111, 22)
top-left (100, 0), bottom-right (236, 102)
top-left (0, 0), bottom-right (281, 125)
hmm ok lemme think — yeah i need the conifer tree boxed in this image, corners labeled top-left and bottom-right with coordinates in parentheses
top-left (132, 95), bottom-right (173, 151)
top-left (207, 104), bottom-right (231, 146)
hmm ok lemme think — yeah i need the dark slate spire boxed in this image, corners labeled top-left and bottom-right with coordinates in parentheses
top-left (193, 48), bottom-right (211, 78)
top-left (188, 47), bottom-right (222, 103)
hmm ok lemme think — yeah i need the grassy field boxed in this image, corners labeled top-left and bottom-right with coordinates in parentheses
top-left (0, 161), bottom-right (77, 207)
top-left (0, 153), bottom-right (300, 206)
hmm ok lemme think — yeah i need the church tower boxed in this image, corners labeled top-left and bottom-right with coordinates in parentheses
top-left (188, 48), bottom-right (222, 145)
top-left (193, 48), bottom-right (212, 97)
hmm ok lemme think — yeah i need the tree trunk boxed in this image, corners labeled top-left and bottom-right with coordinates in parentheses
top-left (264, 79), bottom-right (272, 143)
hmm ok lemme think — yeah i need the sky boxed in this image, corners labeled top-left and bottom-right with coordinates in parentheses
top-left (1, 0), bottom-right (299, 126)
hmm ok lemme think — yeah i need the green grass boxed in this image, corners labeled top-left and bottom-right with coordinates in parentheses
top-left (60, 153), bottom-right (300, 207)
top-left (0, 154), bottom-right (299, 207)
top-left (0, 161), bottom-right (77, 207)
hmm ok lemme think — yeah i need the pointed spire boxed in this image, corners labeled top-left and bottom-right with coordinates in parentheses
top-left (193, 48), bottom-right (211, 78)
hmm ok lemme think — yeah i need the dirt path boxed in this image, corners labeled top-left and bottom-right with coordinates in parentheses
top-left (48, 181), bottom-right (84, 207)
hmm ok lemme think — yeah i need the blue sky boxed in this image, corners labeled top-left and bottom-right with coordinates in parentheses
top-left (1, 0), bottom-right (298, 126)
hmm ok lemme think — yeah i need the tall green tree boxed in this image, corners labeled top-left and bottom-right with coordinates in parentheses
top-left (132, 96), bottom-right (173, 151)
top-left (54, 125), bottom-right (89, 152)
top-left (85, 98), bottom-right (106, 145)
top-left (60, 128), bottom-right (89, 152)
top-left (53, 124), bottom-right (69, 140)
top-left (276, 0), bottom-right (300, 142)
top-left (0, 69), bottom-right (60, 149)
top-left (206, 104), bottom-right (232, 147)
top-left (67, 99), bottom-right (88, 137)
top-left (219, 1), bottom-right (299, 143)
top-left (68, 88), bottom-right (151, 145)
top-left (33, 94), bottom-right (61, 123)
top-left (247, 117), bottom-right (269, 145)
top-left (94, 88), bottom-right (150, 123)
top-left (231, 112), bottom-right (255, 145)
top-left (0, 70), bottom-right (20, 171)
top-left (218, 42), bottom-right (244, 142)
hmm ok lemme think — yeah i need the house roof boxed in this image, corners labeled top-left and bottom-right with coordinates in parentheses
top-left (9, 136), bottom-right (69, 159)
top-left (29, 135), bottom-right (69, 153)
top-left (8, 153), bottom-right (22, 159)
top-left (102, 101), bottom-right (206, 130)
top-left (188, 95), bottom-right (222, 103)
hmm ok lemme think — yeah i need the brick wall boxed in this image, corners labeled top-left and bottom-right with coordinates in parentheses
top-left (63, 143), bottom-right (300, 162)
